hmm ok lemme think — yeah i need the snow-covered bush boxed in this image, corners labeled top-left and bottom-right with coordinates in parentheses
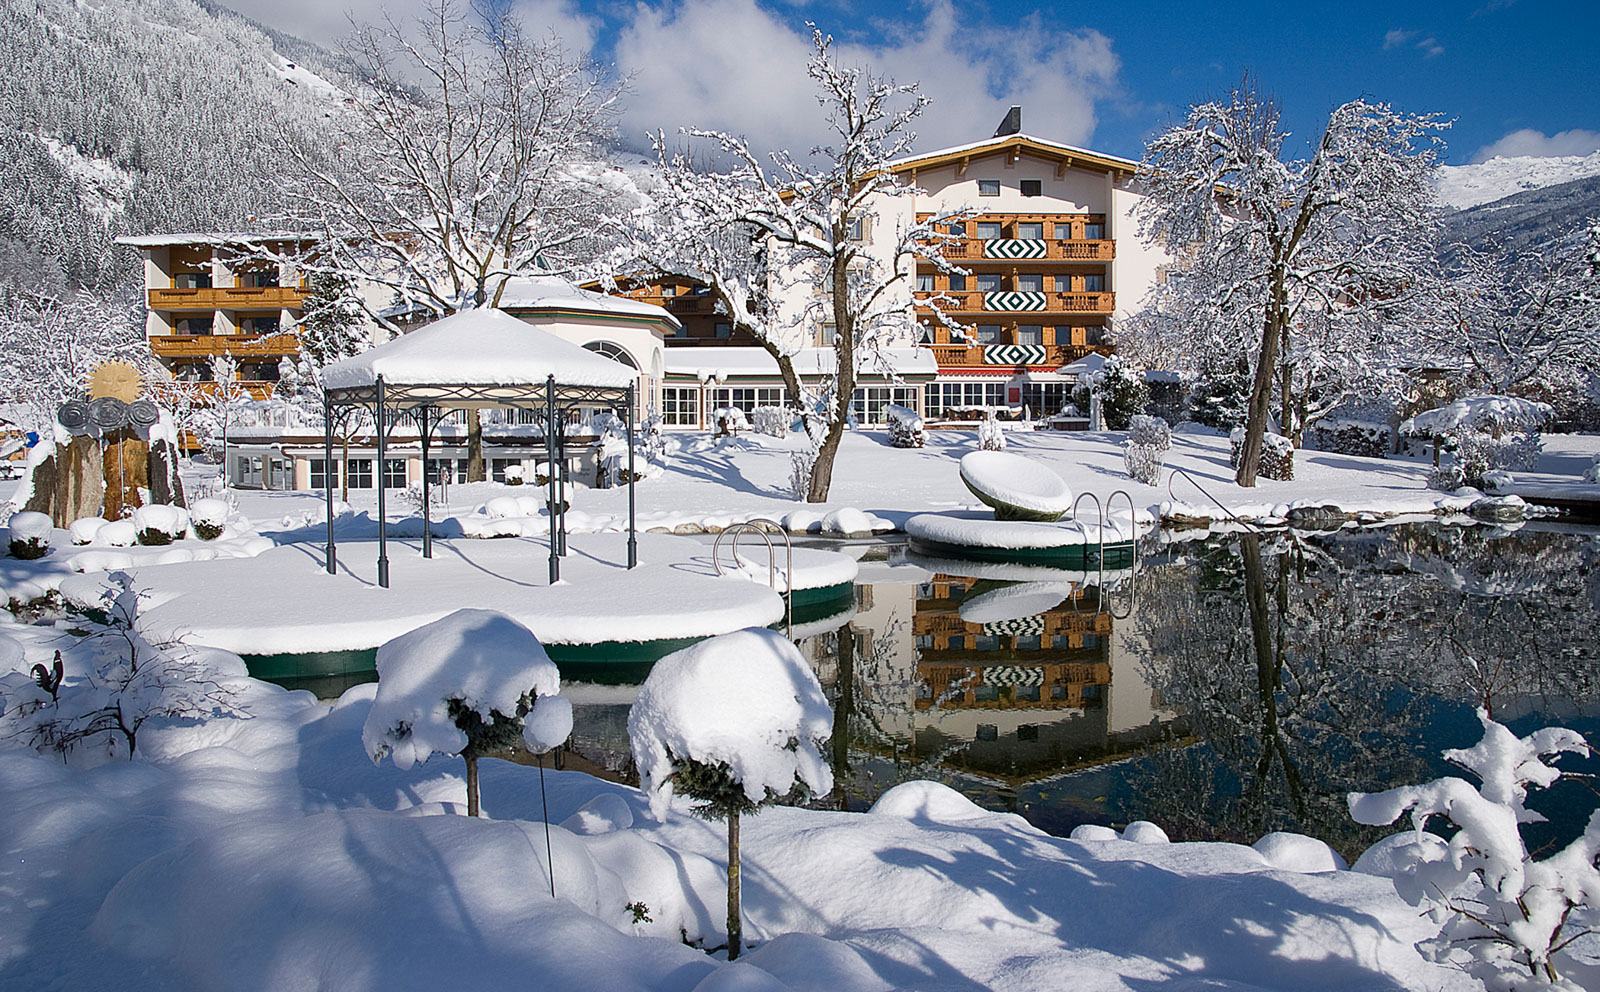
top-left (1229, 429), bottom-right (1294, 481)
top-left (1584, 454), bottom-right (1600, 485)
top-left (886, 404), bottom-right (924, 448)
top-left (750, 405), bottom-right (789, 438)
top-left (504, 464), bottom-right (525, 486)
top-left (1124, 442), bottom-right (1166, 486)
top-left (69, 516), bottom-right (107, 546)
top-left (1430, 428), bottom-right (1544, 491)
top-left (627, 628), bottom-right (833, 960)
top-left (362, 609), bottom-right (568, 817)
top-left (1311, 418), bottom-right (1391, 459)
top-left (788, 448), bottom-right (814, 501)
top-left (134, 505), bottom-right (190, 546)
top-left (711, 406), bottom-right (747, 437)
top-left (1189, 363), bottom-right (1251, 430)
top-left (7, 510), bottom-right (51, 559)
top-left (0, 572), bottom-right (247, 762)
top-left (1095, 356), bottom-right (1151, 431)
top-left (1128, 415), bottom-right (1172, 450)
top-left (978, 412), bottom-right (1006, 451)
top-left (189, 498), bottom-right (229, 541)
top-left (1349, 710), bottom-right (1597, 991)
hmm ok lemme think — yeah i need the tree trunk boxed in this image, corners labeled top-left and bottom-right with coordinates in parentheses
top-left (726, 811), bottom-right (742, 960)
top-left (467, 408), bottom-right (485, 482)
top-left (807, 422), bottom-right (846, 502)
top-left (465, 753), bottom-right (480, 817)
top-left (1235, 278), bottom-right (1286, 488)
top-left (833, 624), bottom-right (855, 811)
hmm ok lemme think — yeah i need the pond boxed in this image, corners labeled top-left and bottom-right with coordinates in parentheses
top-left (558, 521), bottom-right (1600, 862)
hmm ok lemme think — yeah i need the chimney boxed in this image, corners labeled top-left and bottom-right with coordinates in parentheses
top-left (993, 106), bottom-right (1022, 137)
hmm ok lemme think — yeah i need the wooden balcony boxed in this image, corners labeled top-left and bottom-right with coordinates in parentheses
top-left (926, 343), bottom-right (1111, 368)
top-left (937, 239), bottom-right (1115, 261)
top-left (190, 380), bottom-right (279, 401)
top-left (150, 333), bottom-right (302, 359)
top-left (661, 295), bottom-right (719, 316)
top-left (148, 286), bottom-right (307, 310)
top-left (916, 291), bottom-right (1115, 314)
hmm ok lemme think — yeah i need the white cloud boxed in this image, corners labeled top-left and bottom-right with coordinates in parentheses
top-left (1382, 28), bottom-right (1416, 50)
top-left (610, 0), bottom-right (1122, 160)
top-left (1471, 127), bottom-right (1600, 163)
top-left (1416, 36), bottom-right (1444, 58)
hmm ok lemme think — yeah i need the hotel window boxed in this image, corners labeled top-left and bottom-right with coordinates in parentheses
top-left (845, 216), bottom-right (867, 240)
top-left (975, 221), bottom-right (1003, 239)
top-left (1056, 274), bottom-right (1075, 292)
top-left (381, 458), bottom-right (407, 489)
top-left (977, 179), bottom-right (1001, 196)
top-left (1056, 324), bottom-right (1077, 343)
top-left (1084, 222), bottom-right (1104, 240)
top-left (1018, 724), bottom-right (1039, 740)
top-left (239, 270), bottom-right (279, 288)
top-left (662, 387), bottom-right (699, 427)
top-left (175, 317), bottom-right (214, 336)
top-left (821, 322), bottom-right (837, 344)
top-left (309, 458), bottom-right (338, 490)
top-left (426, 458), bottom-right (468, 484)
top-left (947, 221), bottom-right (966, 236)
top-left (1083, 273), bottom-right (1105, 292)
top-left (974, 324), bottom-right (1001, 344)
top-left (174, 271), bottom-right (212, 289)
top-left (1020, 180), bottom-right (1042, 197)
top-left (1017, 273), bottom-right (1043, 292)
top-left (660, 285), bottom-right (676, 297)
top-left (240, 315), bottom-right (280, 335)
top-left (1017, 221), bottom-right (1044, 239)
top-left (714, 322), bottom-right (732, 339)
top-left (915, 273), bottom-right (936, 292)
top-left (345, 459), bottom-right (374, 489)
top-left (976, 724), bottom-right (998, 741)
top-left (1055, 222), bottom-right (1076, 239)
top-left (974, 272), bottom-right (1002, 292)
top-left (948, 271), bottom-right (966, 291)
top-left (1017, 325), bottom-right (1043, 345)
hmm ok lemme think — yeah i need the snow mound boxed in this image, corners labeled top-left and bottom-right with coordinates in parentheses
top-left (69, 517), bottom-right (107, 545)
top-left (781, 510), bottom-right (823, 534)
top-left (522, 694), bottom-right (573, 754)
top-left (1352, 830), bottom-right (1451, 880)
top-left (820, 507), bottom-right (873, 539)
top-left (7, 511), bottom-right (51, 542)
top-left (1069, 824), bottom-right (1121, 842)
top-left (628, 627), bottom-right (833, 822)
top-left (871, 781), bottom-right (996, 824)
top-left (0, 629), bottom-right (24, 671)
top-left (738, 932), bottom-right (894, 992)
top-left (959, 451), bottom-right (1073, 521)
top-left (133, 504), bottom-right (189, 538)
top-left (1121, 821), bottom-right (1170, 844)
top-left (190, 498), bottom-right (229, 527)
top-left (691, 962), bottom-right (793, 992)
top-left (1254, 832), bottom-right (1346, 873)
top-left (362, 609), bottom-right (561, 770)
top-left (94, 520), bottom-right (138, 547)
top-left (561, 793), bottom-right (635, 835)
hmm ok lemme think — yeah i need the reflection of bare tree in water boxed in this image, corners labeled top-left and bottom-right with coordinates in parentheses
top-left (1134, 525), bottom-right (1600, 858)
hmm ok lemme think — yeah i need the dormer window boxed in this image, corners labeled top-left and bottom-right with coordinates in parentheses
top-left (977, 179), bottom-right (1001, 196)
top-left (1020, 180), bottom-right (1042, 197)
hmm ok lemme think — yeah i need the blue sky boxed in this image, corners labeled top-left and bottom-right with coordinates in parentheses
top-left (226, 0), bottom-right (1600, 166)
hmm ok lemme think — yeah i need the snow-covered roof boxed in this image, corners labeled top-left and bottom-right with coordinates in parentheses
top-left (321, 308), bottom-right (637, 391)
top-left (114, 232), bottom-right (310, 248)
top-left (1402, 395), bottom-right (1554, 435)
top-left (663, 346), bottom-right (937, 379)
top-left (496, 276), bottom-right (681, 329)
top-left (1057, 352), bottom-right (1109, 376)
top-left (887, 133), bottom-right (1140, 176)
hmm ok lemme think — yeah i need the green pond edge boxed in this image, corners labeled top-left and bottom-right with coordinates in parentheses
top-left (906, 535), bottom-right (1137, 568)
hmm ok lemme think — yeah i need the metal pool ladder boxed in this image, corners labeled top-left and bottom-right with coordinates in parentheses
top-left (712, 519), bottom-right (794, 637)
top-left (1069, 490), bottom-right (1139, 620)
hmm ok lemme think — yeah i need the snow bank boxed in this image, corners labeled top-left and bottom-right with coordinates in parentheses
top-left (629, 628), bottom-right (833, 821)
top-left (1254, 832), bottom-right (1346, 873)
top-left (363, 609), bottom-right (561, 769)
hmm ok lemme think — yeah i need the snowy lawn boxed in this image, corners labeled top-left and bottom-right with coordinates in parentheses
top-left (0, 654), bottom-right (1481, 992)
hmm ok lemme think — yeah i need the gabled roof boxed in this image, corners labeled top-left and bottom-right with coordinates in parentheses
top-left (114, 232), bottom-right (311, 248)
top-left (887, 133), bottom-right (1140, 178)
top-left (495, 275), bottom-right (681, 330)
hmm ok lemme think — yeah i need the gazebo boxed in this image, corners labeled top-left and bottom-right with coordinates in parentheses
top-left (319, 308), bottom-right (642, 588)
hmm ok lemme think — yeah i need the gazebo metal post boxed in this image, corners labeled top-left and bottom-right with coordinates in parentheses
top-left (546, 376), bottom-right (559, 584)
top-left (557, 430), bottom-right (568, 557)
top-left (626, 382), bottom-right (637, 569)
top-left (323, 389), bottom-right (337, 575)
top-left (419, 404), bottom-right (432, 560)
top-left (375, 375), bottom-right (389, 589)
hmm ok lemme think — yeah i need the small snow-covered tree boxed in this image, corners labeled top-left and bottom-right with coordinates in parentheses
top-left (1135, 83), bottom-right (1446, 484)
top-left (628, 627), bottom-right (833, 961)
top-left (1350, 711), bottom-right (1598, 991)
top-left (621, 28), bottom-right (966, 502)
top-left (978, 412), bottom-right (1006, 451)
top-left (362, 609), bottom-right (568, 817)
top-left (1095, 355), bottom-right (1150, 431)
top-left (297, 272), bottom-right (369, 369)
top-left (0, 572), bottom-right (248, 763)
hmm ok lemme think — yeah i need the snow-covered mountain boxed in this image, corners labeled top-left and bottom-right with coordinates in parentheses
top-left (1435, 151), bottom-right (1600, 211)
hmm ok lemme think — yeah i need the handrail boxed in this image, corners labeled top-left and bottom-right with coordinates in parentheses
top-left (1166, 467), bottom-right (1263, 536)
top-left (1105, 489), bottom-right (1138, 620)
top-left (712, 519), bottom-right (794, 637)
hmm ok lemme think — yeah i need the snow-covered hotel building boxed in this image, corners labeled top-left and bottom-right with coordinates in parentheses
top-left (615, 112), bottom-right (1169, 428)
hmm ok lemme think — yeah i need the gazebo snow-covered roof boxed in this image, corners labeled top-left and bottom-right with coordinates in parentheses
top-left (322, 308), bottom-right (636, 406)
top-left (319, 307), bottom-right (644, 589)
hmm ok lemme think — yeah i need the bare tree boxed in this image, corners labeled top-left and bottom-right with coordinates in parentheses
top-left (0, 291), bottom-right (144, 433)
top-left (621, 28), bottom-right (965, 501)
top-left (279, 0), bottom-right (627, 479)
top-left (1135, 83), bottom-right (1446, 484)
